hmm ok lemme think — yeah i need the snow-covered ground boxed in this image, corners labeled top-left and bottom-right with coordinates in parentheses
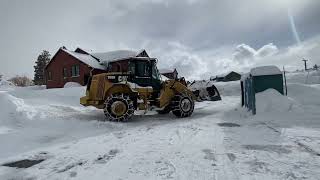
top-left (0, 71), bottom-right (320, 180)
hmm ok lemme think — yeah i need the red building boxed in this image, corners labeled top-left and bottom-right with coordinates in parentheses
top-left (45, 47), bottom-right (149, 88)
top-left (159, 68), bottom-right (178, 79)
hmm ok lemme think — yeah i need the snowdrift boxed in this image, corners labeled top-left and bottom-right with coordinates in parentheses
top-left (286, 70), bottom-right (320, 84)
top-left (287, 83), bottom-right (320, 106)
top-left (214, 81), bottom-right (241, 96)
top-left (0, 86), bottom-right (106, 159)
top-left (255, 83), bottom-right (320, 114)
top-left (64, 82), bottom-right (82, 88)
top-left (255, 89), bottom-right (298, 113)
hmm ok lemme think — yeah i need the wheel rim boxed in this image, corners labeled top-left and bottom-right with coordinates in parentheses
top-left (110, 101), bottom-right (127, 116)
top-left (181, 98), bottom-right (192, 112)
top-left (104, 94), bottom-right (134, 121)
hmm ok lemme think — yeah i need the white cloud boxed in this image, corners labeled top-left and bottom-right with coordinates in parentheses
top-left (233, 44), bottom-right (256, 62)
top-left (150, 36), bottom-right (320, 80)
top-left (256, 43), bottom-right (279, 57)
top-left (233, 43), bottom-right (279, 62)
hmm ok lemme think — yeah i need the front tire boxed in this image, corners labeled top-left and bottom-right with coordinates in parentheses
top-left (171, 94), bottom-right (194, 118)
top-left (104, 94), bottom-right (134, 121)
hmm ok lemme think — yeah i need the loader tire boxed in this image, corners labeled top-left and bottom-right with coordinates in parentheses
top-left (104, 93), bottom-right (134, 122)
top-left (171, 94), bottom-right (194, 118)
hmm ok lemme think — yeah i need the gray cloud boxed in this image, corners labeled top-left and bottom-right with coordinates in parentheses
top-left (0, 0), bottom-right (319, 80)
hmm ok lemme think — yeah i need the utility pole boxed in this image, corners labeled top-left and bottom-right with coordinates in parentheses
top-left (302, 59), bottom-right (308, 71)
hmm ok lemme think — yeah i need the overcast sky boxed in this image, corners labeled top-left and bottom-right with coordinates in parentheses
top-left (1, 0), bottom-right (319, 80)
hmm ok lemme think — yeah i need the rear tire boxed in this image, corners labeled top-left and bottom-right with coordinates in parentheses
top-left (104, 94), bottom-right (134, 122)
top-left (171, 94), bottom-right (194, 118)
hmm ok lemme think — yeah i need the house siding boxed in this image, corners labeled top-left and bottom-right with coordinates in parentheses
top-left (45, 49), bottom-right (105, 89)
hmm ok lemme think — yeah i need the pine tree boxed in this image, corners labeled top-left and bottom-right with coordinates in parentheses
top-left (34, 50), bottom-right (51, 85)
top-left (314, 64), bottom-right (318, 70)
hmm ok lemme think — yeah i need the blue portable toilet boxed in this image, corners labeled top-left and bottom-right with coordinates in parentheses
top-left (241, 66), bottom-right (284, 114)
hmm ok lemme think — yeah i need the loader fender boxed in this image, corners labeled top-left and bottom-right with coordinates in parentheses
top-left (159, 80), bottom-right (196, 108)
top-left (105, 84), bottom-right (136, 98)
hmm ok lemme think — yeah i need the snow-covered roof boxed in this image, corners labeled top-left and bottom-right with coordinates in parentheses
top-left (159, 68), bottom-right (176, 74)
top-left (215, 72), bottom-right (229, 78)
top-left (91, 50), bottom-right (145, 65)
top-left (211, 71), bottom-right (241, 79)
top-left (250, 66), bottom-right (282, 76)
top-left (62, 49), bottom-right (105, 70)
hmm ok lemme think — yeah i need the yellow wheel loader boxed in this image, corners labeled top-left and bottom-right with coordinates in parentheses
top-left (80, 57), bottom-right (220, 121)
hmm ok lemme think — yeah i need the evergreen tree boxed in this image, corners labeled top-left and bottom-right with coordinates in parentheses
top-left (313, 64), bottom-right (318, 70)
top-left (34, 50), bottom-right (51, 85)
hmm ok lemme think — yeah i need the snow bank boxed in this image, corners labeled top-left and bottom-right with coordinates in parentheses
top-left (255, 89), bottom-right (298, 113)
top-left (214, 81), bottom-right (241, 96)
top-left (64, 82), bottom-right (82, 88)
top-left (286, 70), bottom-right (320, 84)
top-left (287, 83), bottom-right (320, 107)
top-left (255, 83), bottom-right (320, 114)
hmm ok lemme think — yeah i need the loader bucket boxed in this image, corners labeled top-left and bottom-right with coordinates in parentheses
top-left (206, 85), bottom-right (221, 101)
top-left (192, 85), bottom-right (221, 101)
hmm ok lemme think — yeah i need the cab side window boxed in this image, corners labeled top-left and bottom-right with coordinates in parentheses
top-left (136, 61), bottom-right (150, 77)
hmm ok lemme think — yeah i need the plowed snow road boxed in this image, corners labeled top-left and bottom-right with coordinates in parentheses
top-left (1, 86), bottom-right (320, 180)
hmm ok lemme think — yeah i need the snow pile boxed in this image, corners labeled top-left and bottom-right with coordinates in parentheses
top-left (0, 86), bottom-right (108, 159)
top-left (286, 70), bottom-right (320, 84)
top-left (287, 83), bottom-right (320, 107)
top-left (64, 82), bottom-right (82, 88)
top-left (214, 81), bottom-right (241, 96)
top-left (255, 89), bottom-right (298, 113)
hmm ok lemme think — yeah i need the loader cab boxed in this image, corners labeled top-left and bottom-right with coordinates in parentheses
top-left (128, 58), bottom-right (162, 91)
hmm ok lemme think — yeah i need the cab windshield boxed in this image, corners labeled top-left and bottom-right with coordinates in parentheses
top-left (151, 61), bottom-right (161, 80)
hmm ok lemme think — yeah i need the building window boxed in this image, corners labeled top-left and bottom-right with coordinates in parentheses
top-left (71, 65), bottom-right (80, 77)
top-left (63, 68), bottom-right (68, 78)
top-left (48, 71), bottom-right (52, 80)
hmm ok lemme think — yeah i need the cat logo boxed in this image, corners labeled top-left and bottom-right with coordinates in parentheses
top-left (118, 76), bottom-right (128, 82)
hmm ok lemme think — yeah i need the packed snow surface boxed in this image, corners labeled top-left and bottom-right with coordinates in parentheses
top-left (0, 71), bottom-right (320, 180)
